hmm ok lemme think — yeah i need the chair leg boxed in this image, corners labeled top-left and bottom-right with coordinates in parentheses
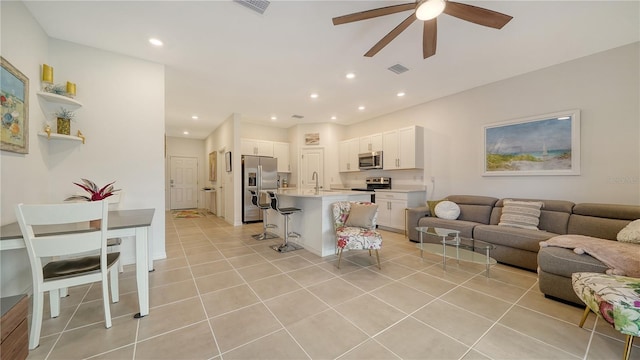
top-left (29, 291), bottom-right (44, 349)
top-left (49, 289), bottom-right (60, 318)
top-left (375, 249), bottom-right (381, 270)
top-left (110, 265), bottom-right (120, 303)
top-left (623, 335), bottom-right (634, 360)
top-left (337, 248), bottom-right (343, 269)
top-left (578, 306), bottom-right (591, 328)
top-left (369, 249), bottom-right (372, 256)
top-left (101, 272), bottom-right (112, 329)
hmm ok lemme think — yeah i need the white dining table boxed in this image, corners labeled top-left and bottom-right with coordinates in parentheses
top-left (0, 208), bottom-right (155, 318)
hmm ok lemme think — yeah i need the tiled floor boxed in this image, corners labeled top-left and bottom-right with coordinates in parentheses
top-left (27, 211), bottom-right (639, 360)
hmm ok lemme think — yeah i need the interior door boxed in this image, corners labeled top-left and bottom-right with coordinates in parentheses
top-left (300, 148), bottom-right (324, 190)
top-left (218, 150), bottom-right (226, 218)
top-left (170, 156), bottom-right (198, 209)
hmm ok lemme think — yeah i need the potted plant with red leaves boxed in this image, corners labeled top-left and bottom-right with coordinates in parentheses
top-left (65, 179), bottom-right (120, 227)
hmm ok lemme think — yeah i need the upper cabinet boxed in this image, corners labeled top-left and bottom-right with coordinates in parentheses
top-left (339, 138), bottom-right (360, 172)
top-left (241, 138), bottom-right (273, 157)
top-left (273, 141), bottom-right (290, 173)
top-left (359, 133), bottom-right (382, 153)
top-left (383, 125), bottom-right (424, 170)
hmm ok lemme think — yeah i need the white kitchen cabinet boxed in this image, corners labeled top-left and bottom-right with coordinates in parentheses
top-left (273, 141), bottom-right (290, 172)
top-left (382, 125), bottom-right (424, 170)
top-left (359, 133), bottom-right (383, 153)
top-left (376, 190), bottom-right (426, 232)
top-left (241, 138), bottom-right (274, 157)
top-left (339, 138), bottom-right (360, 172)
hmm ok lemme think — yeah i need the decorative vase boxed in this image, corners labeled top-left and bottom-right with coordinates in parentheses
top-left (57, 117), bottom-right (70, 135)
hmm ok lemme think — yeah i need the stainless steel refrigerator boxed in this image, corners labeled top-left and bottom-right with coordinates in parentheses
top-left (242, 155), bottom-right (278, 223)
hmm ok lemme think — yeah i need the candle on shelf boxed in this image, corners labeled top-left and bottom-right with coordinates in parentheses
top-left (66, 81), bottom-right (76, 97)
top-left (42, 64), bottom-right (53, 83)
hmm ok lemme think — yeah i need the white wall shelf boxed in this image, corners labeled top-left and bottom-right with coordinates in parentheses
top-left (38, 131), bottom-right (85, 143)
top-left (36, 92), bottom-right (83, 108)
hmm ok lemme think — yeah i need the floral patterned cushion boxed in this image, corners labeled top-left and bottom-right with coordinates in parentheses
top-left (572, 272), bottom-right (640, 336)
top-left (332, 201), bottom-right (382, 250)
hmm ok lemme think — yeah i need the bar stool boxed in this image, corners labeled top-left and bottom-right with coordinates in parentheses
top-left (248, 190), bottom-right (278, 240)
top-left (266, 191), bottom-right (303, 253)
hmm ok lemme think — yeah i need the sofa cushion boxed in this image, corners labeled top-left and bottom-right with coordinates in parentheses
top-left (434, 201), bottom-right (460, 220)
top-left (617, 219), bottom-right (640, 244)
top-left (538, 246), bottom-right (609, 277)
top-left (417, 217), bottom-right (477, 239)
top-left (345, 203), bottom-right (378, 229)
top-left (490, 198), bottom-right (573, 234)
top-left (473, 224), bottom-right (556, 252)
top-left (498, 199), bottom-right (543, 230)
top-left (427, 200), bottom-right (444, 217)
top-left (446, 195), bottom-right (498, 224)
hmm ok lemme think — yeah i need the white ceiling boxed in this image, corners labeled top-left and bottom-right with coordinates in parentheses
top-left (24, 1), bottom-right (639, 139)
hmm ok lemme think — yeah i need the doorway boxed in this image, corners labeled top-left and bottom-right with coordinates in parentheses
top-left (217, 149), bottom-right (226, 219)
top-left (169, 156), bottom-right (198, 209)
top-left (300, 148), bottom-right (324, 190)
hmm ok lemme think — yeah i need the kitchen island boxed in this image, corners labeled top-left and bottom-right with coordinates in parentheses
top-left (266, 189), bottom-right (373, 257)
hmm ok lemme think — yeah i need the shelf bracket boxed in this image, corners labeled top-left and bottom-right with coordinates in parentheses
top-left (77, 130), bottom-right (85, 144)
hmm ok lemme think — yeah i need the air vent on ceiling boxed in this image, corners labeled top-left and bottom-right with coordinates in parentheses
top-left (291, 114), bottom-right (304, 119)
top-left (233, 0), bottom-right (270, 14)
top-left (388, 64), bottom-right (409, 74)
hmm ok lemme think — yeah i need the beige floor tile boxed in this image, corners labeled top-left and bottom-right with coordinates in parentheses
top-left (271, 255), bottom-right (315, 272)
top-left (370, 282), bottom-right (435, 314)
top-left (190, 259), bottom-right (234, 278)
top-left (421, 264), bottom-right (478, 284)
top-left (138, 297), bottom-right (207, 340)
top-left (135, 321), bottom-right (219, 360)
top-left (46, 316), bottom-right (138, 359)
top-left (413, 300), bottom-right (494, 346)
top-left (194, 270), bottom-right (245, 295)
top-left (201, 284), bottom-right (260, 318)
top-left (38, 304), bottom-right (76, 337)
top-left (287, 265), bottom-right (336, 287)
top-left (265, 289), bottom-right (329, 325)
top-left (463, 275), bottom-right (529, 303)
top-left (222, 329), bottom-right (309, 360)
top-left (440, 286), bottom-right (512, 321)
top-left (342, 251), bottom-right (382, 268)
top-left (64, 292), bottom-right (139, 330)
top-left (89, 345), bottom-right (135, 360)
top-left (374, 317), bottom-right (469, 359)
top-left (248, 274), bottom-right (302, 300)
top-left (335, 294), bottom-right (406, 336)
top-left (287, 309), bottom-right (369, 359)
top-left (186, 250), bottom-right (226, 265)
top-left (226, 253), bottom-right (268, 268)
top-left (461, 349), bottom-right (492, 360)
top-left (475, 324), bottom-right (581, 359)
top-left (517, 290), bottom-right (596, 329)
top-left (366, 260), bottom-right (418, 280)
top-left (149, 267), bottom-right (193, 288)
top-left (586, 333), bottom-right (640, 360)
top-left (337, 339), bottom-right (401, 359)
top-left (341, 268), bottom-right (394, 292)
top-left (149, 280), bottom-right (199, 308)
top-left (315, 258), bottom-right (364, 275)
top-left (307, 278), bottom-right (365, 307)
top-left (399, 272), bottom-right (458, 297)
top-left (499, 305), bottom-right (591, 357)
top-left (182, 244), bottom-right (218, 255)
top-left (388, 254), bottom-right (436, 270)
top-left (152, 257), bottom-right (189, 272)
top-left (209, 303), bottom-right (282, 353)
top-left (235, 262), bottom-right (283, 282)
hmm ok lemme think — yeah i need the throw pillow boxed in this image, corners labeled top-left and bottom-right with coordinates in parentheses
top-left (345, 203), bottom-right (378, 229)
top-left (498, 199), bottom-right (544, 230)
top-left (434, 201), bottom-right (460, 220)
top-left (427, 199), bottom-right (443, 217)
top-left (617, 219), bottom-right (640, 244)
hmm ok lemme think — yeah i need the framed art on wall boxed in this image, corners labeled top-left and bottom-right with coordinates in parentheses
top-left (1, 56), bottom-right (29, 154)
top-left (209, 152), bottom-right (217, 181)
top-left (225, 151), bottom-right (232, 172)
top-left (483, 109), bottom-right (581, 176)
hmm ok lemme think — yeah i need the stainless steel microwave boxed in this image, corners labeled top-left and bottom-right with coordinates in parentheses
top-left (358, 151), bottom-right (383, 170)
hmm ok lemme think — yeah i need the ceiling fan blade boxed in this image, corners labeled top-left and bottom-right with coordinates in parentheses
top-left (422, 18), bottom-right (437, 59)
top-left (443, 1), bottom-right (513, 29)
top-left (365, 13), bottom-right (417, 57)
top-left (332, 3), bottom-right (416, 25)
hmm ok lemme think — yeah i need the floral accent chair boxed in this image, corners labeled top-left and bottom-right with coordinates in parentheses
top-left (572, 272), bottom-right (640, 360)
top-left (331, 201), bottom-right (382, 269)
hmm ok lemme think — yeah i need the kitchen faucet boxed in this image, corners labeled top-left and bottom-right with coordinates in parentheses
top-left (312, 171), bottom-right (319, 194)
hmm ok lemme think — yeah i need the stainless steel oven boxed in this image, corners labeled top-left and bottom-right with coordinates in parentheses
top-left (351, 177), bottom-right (391, 203)
top-left (358, 151), bottom-right (383, 170)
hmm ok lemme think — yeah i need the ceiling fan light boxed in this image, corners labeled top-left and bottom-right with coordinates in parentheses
top-left (416, 0), bottom-right (445, 21)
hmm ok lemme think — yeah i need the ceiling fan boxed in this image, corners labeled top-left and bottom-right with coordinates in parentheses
top-left (332, 0), bottom-right (513, 59)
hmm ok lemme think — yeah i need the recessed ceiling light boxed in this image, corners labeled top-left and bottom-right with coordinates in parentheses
top-left (183, 131), bottom-right (189, 135)
top-left (346, 73), bottom-right (355, 79)
top-left (358, 106), bottom-right (365, 110)
top-left (191, 115), bottom-right (199, 120)
top-left (331, 116), bottom-right (337, 120)
top-left (271, 116), bottom-right (277, 120)
top-left (149, 38), bottom-right (163, 47)
top-left (310, 93), bottom-right (319, 99)
top-left (397, 92), bottom-right (406, 97)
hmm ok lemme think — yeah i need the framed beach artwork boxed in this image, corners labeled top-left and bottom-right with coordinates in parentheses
top-left (209, 152), bottom-right (217, 181)
top-left (1, 56), bottom-right (29, 154)
top-left (225, 151), bottom-right (232, 172)
top-left (483, 110), bottom-right (581, 176)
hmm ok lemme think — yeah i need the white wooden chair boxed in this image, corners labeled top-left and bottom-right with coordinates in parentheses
top-left (15, 200), bottom-right (120, 350)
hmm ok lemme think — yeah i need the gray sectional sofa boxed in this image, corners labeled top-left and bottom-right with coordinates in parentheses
top-left (406, 195), bottom-right (640, 305)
